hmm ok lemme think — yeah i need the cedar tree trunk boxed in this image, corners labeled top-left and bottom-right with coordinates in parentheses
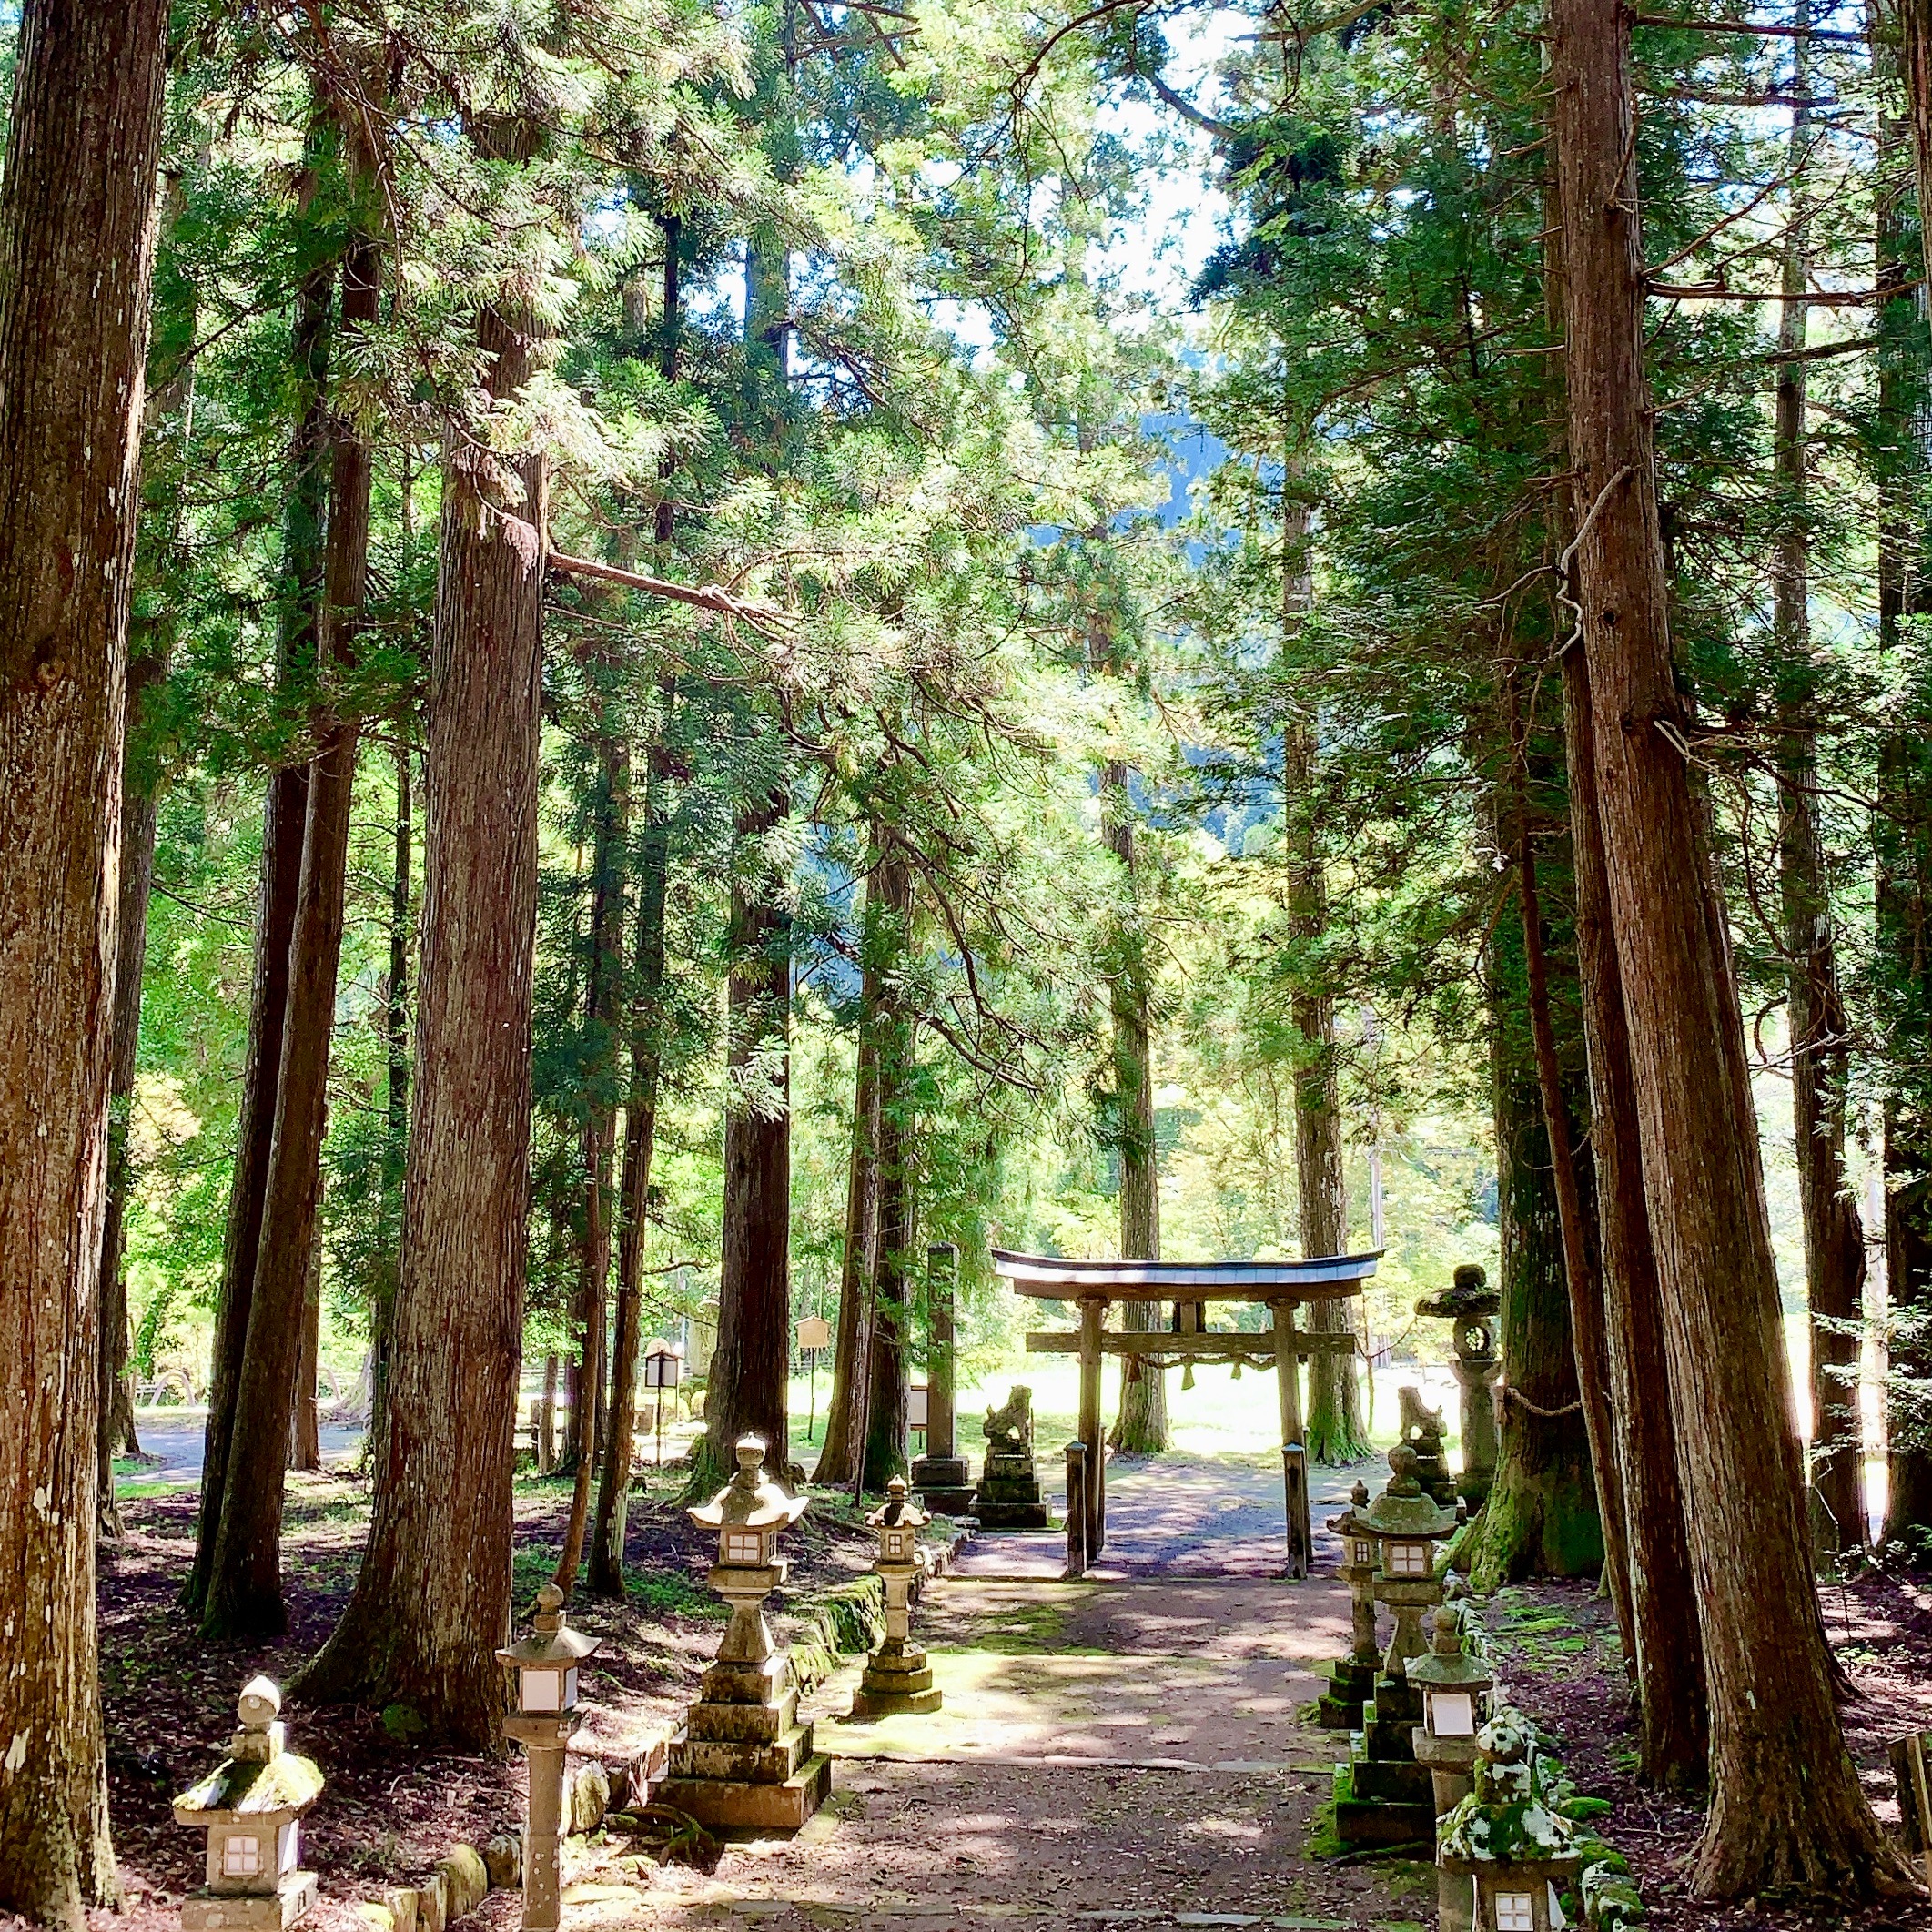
top-left (1106, 758), bottom-right (1168, 1452)
top-left (705, 781), bottom-right (793, 1479)
top-left (298, 304), bottom-right (545, 1744)
top-left (863, 845), bottom-right (918, 1491)
top-left (204, 228), bottom-right (377, 1641)
top-left (1548, 0), bottom-right (1914, 1889)
top-left (0, 0), bottom-right (169, 1917)
top-left (187, 236), bottom-right (333, 1617)
top-left (588, 750), bottom-right (673, 1595)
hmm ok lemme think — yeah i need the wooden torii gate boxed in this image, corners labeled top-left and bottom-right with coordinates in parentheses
top-left (993, 1249), bottom-right (1382, 1578)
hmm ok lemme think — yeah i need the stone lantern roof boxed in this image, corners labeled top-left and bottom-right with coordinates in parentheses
top-left (1326, 1478), bottom-right (1373, 1540)
top-left (1438, 1714), bottom-right (1582, 1876)
top-left (173, 1678), bottom-right (323, 1827)
top-left (866, 1475), bottom-right (929, 1532)
top-left (1407, 1605), bottom-right (1495, 1694)
top-left (688, 1434), bottom-right (811, 1532)
top-left (1360, 1444), bottom-right (1458, 1542)
top-left (1414, 1261), bottom-right (1501, 1322)
top-left (497, 1583), bottom-right (599, 1674)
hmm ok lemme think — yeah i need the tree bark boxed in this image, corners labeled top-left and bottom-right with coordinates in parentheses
top-left (369, 736), bottom-right (411, 1464)
top-left (1463, 918), bottom-right (1603, 1591)
top-left (1515, 790), bottom-right (1633, 1653)
top-left (863, 845), bottom-right (918, 1491)
top-left (0, 0), bottom-right (169, 1917)
top-left (204, 224), bottom-right (378, 1641)
top-left (1563, 642), bottom-right (1709, 1786)
top-left (1548, 0), bottom-right (1914, 1890)
top-left (704, 780), bottom-right (793, 1480)
top-left (298, 301), bottom-right (545, 1745)
top-left (554, 729), bottom-right (630, 1598)
top-left (815, 1021), bottom-right (879, 1486)
top-left (1874, 29), bottom-right (1932, 1552)
top-left (187, 216), bottom-right (333, 1619)
top-left (1106, 758), bottom-right (1168, 1452)
top-left (96, 665), bottom-right (161, 1540)
top-left (1768, 93), bottom-right (1866, 1552)
top-left (289, 1236), bottom-right (322, 1472)
top-left (1279, 485), bottom-right (1364, 1461)
top-left (588, 745), bottom-right (673, 1595)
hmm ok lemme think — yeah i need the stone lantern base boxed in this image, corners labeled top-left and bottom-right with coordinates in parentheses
top-left (182, 1872), bottom-right (318, 1932)
top-left (1334, 1676), bottom-right (1433, 1849)
top-left (656, 1652), bottom-right (831, 1831)
top-left (1316, 1655), bottom-right (1379, 1730)
top-left (851, 1638), bottom-right (943, 1718)
top-left (909, 1454), bottom-right (976, 1517)
top-left (971, 1447), bottom-right (1048, 1528)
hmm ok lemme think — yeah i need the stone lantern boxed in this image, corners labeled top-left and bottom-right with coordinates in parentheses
top-left (497, 1583), bottom-right (601, 1932)
top-left (1438, 1715), bottom-right (1582, 1932)
top-left (1406, 1605), bottom-right (1497, 1814)
top-left (1415, 1263), bottom-right (1502, 1510)
top-left (654, 1435), bottom-right (830, 1829)
top-left (852, 1476), bottom-right (942, 1717)
top-left (1359, 1442), bottom-right (1458, 1681)
top-left (1319, 1480), bottom-right (1381, 1730)
top-left (172, 1676), bottom-right (323, 1931)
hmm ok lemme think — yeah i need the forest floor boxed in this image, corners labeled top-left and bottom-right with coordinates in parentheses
top-left (20, 1451), bottom-right (1932, 1932)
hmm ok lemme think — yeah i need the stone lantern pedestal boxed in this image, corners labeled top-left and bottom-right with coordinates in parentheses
top-left (1334, 1446), bottom-right (1456, 1851)
top-left (852, 1478), bottom-right (942, 1716)
top-left (173, 1678), bottom-right (323, 1932)
top-left (1319, 1482), bottom-right (1381, 1731)
top-left (656, 1436), bottom-right (831, 1830)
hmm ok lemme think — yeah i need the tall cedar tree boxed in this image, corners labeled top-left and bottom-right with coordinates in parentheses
top-left (205, 216), bottom-right (380, 1638)
top-left (0, 0), bottom-right (170, 1917)
top-left (1548, 0), bottom-right (1915, 1892)
top-left (186, 169), bottom-right (335, 1616)
top-left (705, 778), bottom-right (794, 1478)
top-left (862, 839), bottom-right (919, 1490)
top-left (299, 294), bottom-right (546, 1742)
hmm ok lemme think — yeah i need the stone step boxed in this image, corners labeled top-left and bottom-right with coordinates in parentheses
top-left (669, 1721), bottom-right (814, 1787)
top-left (1315, 1692), bottom-right (1369, 1731)
top-left (850, 1680), bottom-right (943, 1717)
top-left (653, 1752), bottom-right (832, 1832)
top-left (685, 1690), bottom-right (799, 1744)
top-left (1334, 1795), bottom-right (1433, 1849)
top-left (1349, 1756), bottom-right (1433, 1805)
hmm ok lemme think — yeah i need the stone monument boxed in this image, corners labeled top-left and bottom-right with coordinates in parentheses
top-left (910, 1244), bottom-right (975, 1514)
top-left (1399, 1385), bottom-right (1459, 1511)
top-left (656, 1435), bottom-right (831, 1829)
top-left (852, 1476), bottom-right (943, 1715)
top-left (1415, 1262), bottom-right (1502, 1510)
top-left (172, 1677), bottom-right (323, 1930)
top-left (971, 1384), bottom-right (1048, 1528)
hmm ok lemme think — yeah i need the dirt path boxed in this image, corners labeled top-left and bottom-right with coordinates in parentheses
top-left (566, 1454), bottom-right (1426, 1931)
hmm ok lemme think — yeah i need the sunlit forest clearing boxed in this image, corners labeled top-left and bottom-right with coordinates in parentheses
top-left (6, 1), bottom-right (1932, 1928)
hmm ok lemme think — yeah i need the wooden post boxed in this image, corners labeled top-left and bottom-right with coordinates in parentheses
top-left (1272, 1299), bottom-right (1310, 1577)
top-left (1078, 1297), bottom-right (1104, 1556)
top-left (1892, 1732), bottom-right (1932, 1883)
top-left (1065, 1441), bottom-right (1088, 1578)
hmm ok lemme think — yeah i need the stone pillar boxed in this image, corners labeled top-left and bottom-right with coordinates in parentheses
top-left (912, 1245), bottom-right (973, 1512)
top-left (502, 1722), bottom-right (568, 1932)
top-left (926, 1244), bottom-right (956, 1460)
